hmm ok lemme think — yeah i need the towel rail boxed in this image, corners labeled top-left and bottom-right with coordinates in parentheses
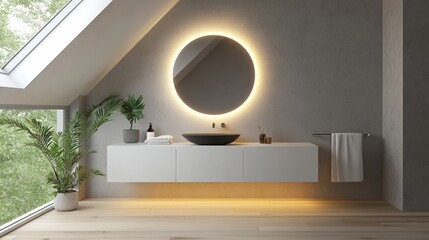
top-left (313, 133), bottom-right (371, 136)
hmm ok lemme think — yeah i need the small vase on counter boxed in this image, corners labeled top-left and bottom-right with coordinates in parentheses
top-left (258, 125), bottom-right (269, 144)
top-left (259, 134), bottom-right (266, 144)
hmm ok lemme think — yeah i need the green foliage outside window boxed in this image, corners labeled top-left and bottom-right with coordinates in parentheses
top-left (0, 109), bottom-right (57, 226)
top-left (0, 0), bottom-right (70, 67)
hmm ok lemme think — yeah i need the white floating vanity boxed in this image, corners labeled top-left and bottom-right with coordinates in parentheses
top-left (107, 143), bottom-right (318, 182)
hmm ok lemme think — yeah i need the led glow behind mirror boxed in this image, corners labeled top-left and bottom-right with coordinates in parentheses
top-left (173, 35), bottom-right (255, 115)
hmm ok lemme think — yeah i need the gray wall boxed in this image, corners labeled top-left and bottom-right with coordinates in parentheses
top-left (68, 96), bottom-right (87, 200)
top-left (85, 0), bottom-right (383, 199)
top-left (381, 0), bottom-right (429, 211)
top-left (403, 0), bottom-right (429, 211)
top-left (382, 0), bottom-right (403, 210)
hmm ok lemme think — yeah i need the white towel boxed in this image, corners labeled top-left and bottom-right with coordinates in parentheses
top-left (147, 141), bottom-right (172, 145)
top-left (144, 135), bottom-right (173, 144)
top-left (331, 133), bottom-right (363, 182)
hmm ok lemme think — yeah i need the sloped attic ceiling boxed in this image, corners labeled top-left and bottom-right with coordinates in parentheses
top-left (0, 0), bottom-right (178, 106)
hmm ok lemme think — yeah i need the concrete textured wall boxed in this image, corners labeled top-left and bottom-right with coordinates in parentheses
top-left (67, 96), bottom-right (87, 200)
top-left (403, 0), bottom-right (429, 211)
top-left (85, 0), bottom-right (383, 199)
top-left (382, 0), bottom-right (403, 210)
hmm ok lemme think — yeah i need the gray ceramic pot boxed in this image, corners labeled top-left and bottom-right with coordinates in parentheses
top-left (123, 129), bottom-right (139, 143)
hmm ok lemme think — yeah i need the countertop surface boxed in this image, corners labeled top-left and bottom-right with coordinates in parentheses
top-left (109, 142), bottom-right (317, 147)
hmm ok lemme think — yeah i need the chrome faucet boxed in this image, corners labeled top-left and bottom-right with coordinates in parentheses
top-left (212, 123), bottom-right (226, 128)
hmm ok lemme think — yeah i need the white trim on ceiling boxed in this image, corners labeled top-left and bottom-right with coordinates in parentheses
top-left (0, 0), bottom-right (179, 106)
top-left (0, 0), bottom-right (113, 89)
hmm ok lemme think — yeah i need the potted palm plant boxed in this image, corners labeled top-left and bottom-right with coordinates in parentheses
top-left (121, 94), bottom-right (145, 143)
top-left (0, 95), bottom-right (121, 211)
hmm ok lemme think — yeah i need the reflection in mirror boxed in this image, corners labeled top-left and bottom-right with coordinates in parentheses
top-left (173, 35), bottom-right (255, 115)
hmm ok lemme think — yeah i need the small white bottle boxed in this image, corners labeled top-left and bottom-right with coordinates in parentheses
top-left (147, 123), bottom-right (155, 139)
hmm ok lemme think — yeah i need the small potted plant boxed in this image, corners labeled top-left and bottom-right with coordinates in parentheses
top-left (0, 95), bottom-right (121, 211)
top-left (121, 94), bottom-right (145, 143)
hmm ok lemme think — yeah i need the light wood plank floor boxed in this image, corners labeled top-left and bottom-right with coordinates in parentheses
top-left (3, 198), bottom-right (429, 240)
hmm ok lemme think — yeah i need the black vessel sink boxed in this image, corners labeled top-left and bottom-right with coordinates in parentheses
top-left (182, 133), bottom-right (240, 145)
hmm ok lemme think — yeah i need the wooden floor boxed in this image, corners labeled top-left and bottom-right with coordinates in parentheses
top-left (3, 198), bottom-right (429, 240)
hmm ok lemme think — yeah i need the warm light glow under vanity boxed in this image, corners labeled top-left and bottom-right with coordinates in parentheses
top-left (107, 143), bottom-right (318, 183)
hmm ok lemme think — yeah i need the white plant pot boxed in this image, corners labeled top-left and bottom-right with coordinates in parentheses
top-left (54, 191), bottom-right (78, 211)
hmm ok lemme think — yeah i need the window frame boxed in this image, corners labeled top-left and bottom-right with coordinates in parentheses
top-left (0, 201), bottom-right (54, 237)
top-left (1, 0), bottom-right (83, 73)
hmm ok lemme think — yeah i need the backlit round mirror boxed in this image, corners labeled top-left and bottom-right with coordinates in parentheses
top-left (173, 35), bottom-right (255, 115)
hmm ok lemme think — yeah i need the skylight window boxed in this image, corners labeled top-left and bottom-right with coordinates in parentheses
top-left (0, 0), bottom-right (71, 68)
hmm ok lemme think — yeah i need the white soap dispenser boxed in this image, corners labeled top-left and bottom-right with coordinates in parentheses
top-left (147, 123), bottom-right (155, 139)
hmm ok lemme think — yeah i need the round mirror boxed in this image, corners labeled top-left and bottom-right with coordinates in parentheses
top-left (173, 35), bottom-right (255, 115)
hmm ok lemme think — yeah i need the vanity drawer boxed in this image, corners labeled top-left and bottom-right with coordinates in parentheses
top-left (244, 145), bottom-right (318, 182)
top-left (107, 145), bottom-right (176, 182)
top-left (176, 146), bottom-right (243, 182)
